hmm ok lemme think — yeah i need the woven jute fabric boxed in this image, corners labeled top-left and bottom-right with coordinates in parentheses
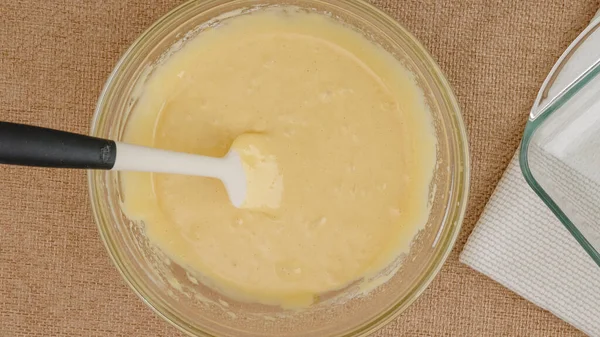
top-left (1, 0), bottom-right (598, 336)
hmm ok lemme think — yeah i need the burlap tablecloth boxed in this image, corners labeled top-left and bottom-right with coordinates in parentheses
top-left (1, 0), bottom-right (599, 336)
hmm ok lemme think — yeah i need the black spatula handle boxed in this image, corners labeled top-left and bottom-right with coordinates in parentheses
top-left (0, 122), bottom-right (117, 169)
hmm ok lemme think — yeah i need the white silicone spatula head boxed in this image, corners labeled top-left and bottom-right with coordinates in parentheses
top-left (114, 142), bottom-right (250, 208)
top-left (229, 134), bottom-right (283, 212)
top-left (114, 133), bottom-right (283, 209)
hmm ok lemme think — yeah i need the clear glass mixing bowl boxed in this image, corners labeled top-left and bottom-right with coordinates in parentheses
top-left (89, 1), bottom-right (470, 336)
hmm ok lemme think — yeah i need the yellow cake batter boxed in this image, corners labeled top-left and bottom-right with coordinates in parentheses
top-left (121, 7), bottom-right (436, 308)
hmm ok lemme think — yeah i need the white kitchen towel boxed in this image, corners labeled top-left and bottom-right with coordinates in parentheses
top-left (460, 11), bottom-right (600, 337)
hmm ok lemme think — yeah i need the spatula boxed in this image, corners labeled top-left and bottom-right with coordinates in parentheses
top-left (0, 121), bottom-right (249, 207)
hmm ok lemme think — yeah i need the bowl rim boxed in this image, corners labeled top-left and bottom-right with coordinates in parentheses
top-left (89, 0), bottom-right (470, 336)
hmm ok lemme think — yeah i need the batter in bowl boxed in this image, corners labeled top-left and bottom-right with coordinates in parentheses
top-left (121, 7), bottom-right (436, 308)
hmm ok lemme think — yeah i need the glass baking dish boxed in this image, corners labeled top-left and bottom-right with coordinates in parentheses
top-left (520, 16), bottom-right (600, 267)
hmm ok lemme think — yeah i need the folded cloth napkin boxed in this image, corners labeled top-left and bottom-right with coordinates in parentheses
top-left (460, 11), bottom-right (600, 337)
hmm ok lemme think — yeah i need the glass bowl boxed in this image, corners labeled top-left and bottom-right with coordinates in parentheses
top-left (88, 0), bottom-right (470, 336)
